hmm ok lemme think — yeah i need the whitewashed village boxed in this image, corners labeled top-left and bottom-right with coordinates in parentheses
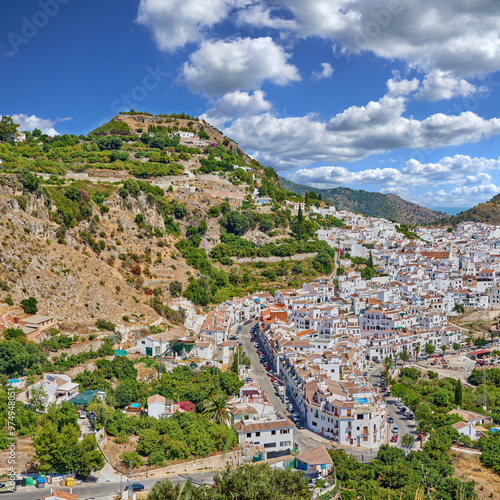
top-left (4, 201), bottom-right (500, 497)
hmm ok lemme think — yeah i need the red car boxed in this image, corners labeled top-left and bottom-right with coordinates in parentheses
top-left (271, 377), bottom-right (276, 382)
top-left (390, 435), bottom-right (398, 442)
top-left (265, 366), bottom-right (271, 371)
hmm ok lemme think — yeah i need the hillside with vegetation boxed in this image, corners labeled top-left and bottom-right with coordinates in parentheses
top-left (432, 192), bottom-right (500, 226)
top-left (0, 112), bottom-right (340, 327)
top-left (279, 177), bottom-right (449, 225)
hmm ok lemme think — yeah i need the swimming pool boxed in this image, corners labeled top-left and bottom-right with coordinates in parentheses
top-left (130, 403), bottom-right (140, 408)
top-left (356, 398), bottom-right (369, 404)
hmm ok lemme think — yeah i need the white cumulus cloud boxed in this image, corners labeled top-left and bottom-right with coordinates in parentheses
top-left (201, 90), bottom-right (272, 128)
top-left (178, 37), bottom-right (301, 96)
top-left (286, 155), bottom-right (500, 189)
top-left (417, 70), bottom-right (476, 102)
top-left (11, 114), bottom-right (71, 136)
top-left (136, 0), bottom-right (240, 52)
top-left (223, 93), bottom-right (500, 169)
top-left (386, 77), bottom-right (420, 97)
top-left (311, 62), bottom-right (334, 81)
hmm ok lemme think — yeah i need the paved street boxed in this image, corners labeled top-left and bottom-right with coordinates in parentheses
top-left (8, 471), bottom-right (214, 500)
top-left (367, 365), bottom-right (418, 449)
top-left (240, 322), bottom-right (383, 460)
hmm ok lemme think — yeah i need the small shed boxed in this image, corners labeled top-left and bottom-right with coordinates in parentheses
top-left (295, 445), bottom-right (333, 478)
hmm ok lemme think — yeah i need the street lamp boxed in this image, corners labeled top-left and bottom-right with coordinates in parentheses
top-left (146, 459), bottom-right (149, 478)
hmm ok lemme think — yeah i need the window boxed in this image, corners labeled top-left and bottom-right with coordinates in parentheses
top-left (312, 421), bottom-right (317, 427)
top-left (246, 433), bottom-right (251, 438)
top-left (255, 432), bottom-right (260, 437)
top-left (280, 441), bottom-right (291, 447)
top-left (264, 443), bottom-right (276, 448)
top-left (271, 430), bottom-right (276, 435)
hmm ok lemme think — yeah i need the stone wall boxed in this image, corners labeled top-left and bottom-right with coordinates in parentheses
top-left (132, 451), bottom-right (242, 479)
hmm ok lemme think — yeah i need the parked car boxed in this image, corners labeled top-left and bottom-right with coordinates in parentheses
top-left (125, 483), bottom-right (145, 492)
top-left (390, 434), bottom-right (398, 442)
top-left (265, 366), bottom-right (271, 371)
top-left (387, 416), bottom-right (394, 423)
top-left (297, 422), bottom-right (305, 429)
top-left (245, 378), bottom-right (253, 383)
top-left (287, 404), bottom-right (293, 411)
top-left (393, 425), bottom-right (399, 433)
top-left (79, 411), bottom-right (86, 419)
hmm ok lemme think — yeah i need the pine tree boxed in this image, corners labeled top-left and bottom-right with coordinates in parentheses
top-left (305, 192), bottom-right (309, 209)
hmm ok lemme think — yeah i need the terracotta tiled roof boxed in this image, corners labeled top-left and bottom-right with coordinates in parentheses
top-left (296, 445), bottom-right (333, 465)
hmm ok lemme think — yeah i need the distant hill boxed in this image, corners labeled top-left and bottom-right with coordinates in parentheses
top-left (278, 177), bottom-right (448, 225)
top-left (432, 192), bottom-right (500, 226)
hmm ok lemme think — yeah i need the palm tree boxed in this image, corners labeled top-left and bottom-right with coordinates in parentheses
top-left (401, 433), bottom-right (414, 452)
top-left (414, 345), bottom-right (420, 364)
top-left (201, 393), bottom-right (234, 426)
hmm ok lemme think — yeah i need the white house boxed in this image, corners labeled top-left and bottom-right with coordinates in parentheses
top-left (236, 416), bottom-right (294, 452)
top-left (191, 341), bottom-right (214, 360)
top-left (451, 421), bottom-right (477, 441)
top-left (147, 394), bottom-right (186, 419)
top-left (217, 342), bottom-right (230, 365)
top-left (27, 374), bottom-right (79, 409)
top-left (136, 334), bottom-right (186, 356)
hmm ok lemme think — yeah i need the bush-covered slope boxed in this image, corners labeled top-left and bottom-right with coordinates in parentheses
top-left (279, 177), bottom-right (449, 224)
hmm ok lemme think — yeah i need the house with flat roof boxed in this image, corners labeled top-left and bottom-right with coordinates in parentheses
top-left (27, 374), bottom-right (79, 409)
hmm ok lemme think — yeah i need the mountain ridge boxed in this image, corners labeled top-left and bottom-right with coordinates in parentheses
top-left (278, 177), bottom-right (449, 225)
top-left (432, 192), bottom-right (500, 226)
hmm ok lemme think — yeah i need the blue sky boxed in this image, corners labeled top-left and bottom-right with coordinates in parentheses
top-left (3, 0), bottom-right (500, 209)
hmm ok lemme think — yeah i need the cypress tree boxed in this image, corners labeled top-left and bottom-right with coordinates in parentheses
top-left (297, 204), bottom-right (303, 240)
top-left (454, 378), bottom-right (463, 406)
top-left (368, 250), bottom-right (374, 268)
